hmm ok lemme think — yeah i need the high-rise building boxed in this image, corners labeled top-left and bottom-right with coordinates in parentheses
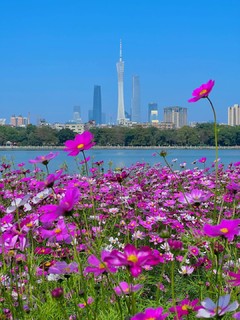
top-left (228, 104), bottom-right (240, 126)
top-left (73, 106), bottom-right (81, 123)
top-left (10, 115), bottom-right (30, 127)
top-left (163, 107), bottom-right (187, 128)
top-left (93, 85), bottom-right (102, 125)
top-left (148, 103), bottom-right (158, 123)
top-left (131, 75), bottom-right (141, 123)
top-left (116, 40), bottom-right (126, 125)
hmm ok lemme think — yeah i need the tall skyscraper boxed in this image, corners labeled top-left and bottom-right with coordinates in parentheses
top-left (148, 103), bottom-right (158, 123)
top-left (164, 107), bottom-right (187, 128)
top-left (228, 104), bottom-right (240, 126)
top-left (116, 40), bottom-right (126, 125)
top-left (73, 106), bottom-right (81, 123)
top-left (93, 85), bottom-right (102, 125)
top-left (131, 75), bottom-right (141, 123)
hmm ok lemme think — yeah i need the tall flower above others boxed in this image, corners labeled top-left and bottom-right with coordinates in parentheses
top-left (64, 131), bottom-right (95, 156)
top-left (188, 80), bottom-right (215, 103)
top-left (131, 307), bottom-right (168, 320)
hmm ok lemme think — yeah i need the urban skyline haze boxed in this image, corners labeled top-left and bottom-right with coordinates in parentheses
top-left (0, 0), bottom-right (240, 125)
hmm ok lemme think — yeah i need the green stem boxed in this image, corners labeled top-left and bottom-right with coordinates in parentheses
top-left (82, 151), bottom-right (89, 176)
top-left (206, 97), bottom-right (218, 174)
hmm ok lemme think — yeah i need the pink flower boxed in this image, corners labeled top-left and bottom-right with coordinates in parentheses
top-left (199, 157), bottom-right (207, 163)
top-left (48, 261), bottom-right (78, 274)
top-left (228, 270), bottom-right (240, 286)
top-left (56, 187), bottom-right (80, 216)
top-left (78, 297), bottom-right (94, 309)
top-left (169, 299), bottom-right (200, 319)
top-left (203, 219), bottom-right (240, 241)
top-left (113, 282), bottom-right (143, 296)
top-left (131, 307), bottom-right (168, 320)
top-left (51, 287), bottom-right (64, 299)
top-left (64, 131), bottom-right (95, 156)
top-left (188, 80), bottom-right (215, 102)
top-left (84, 250), bottom-right (117, 276)
top-left (29, 152), bottom-right (59, 165)
top-left (104, 244), bottom-right (160, 277)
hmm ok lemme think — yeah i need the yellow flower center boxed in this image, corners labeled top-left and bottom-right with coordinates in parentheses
top-left (99, 263), bottom-right (106, 269)
top-left (220, 228), bottom-right (228, 233)
top-left (146, 318), bottom-right (156, 320)
top-left (200, 89), bottom-right (207, 95)
top-left (124, 287), bottom-right (130, 293)
top-left (26, 222), bottom-right (33, 227)
top-left (182, 304), bottom-right (189, 311)
top-left (54, 228), bottom-right (61, 234)
top-left (77, 143), bottom-right (84, 149)
top-left (127, 254), bottom-right (138, 263)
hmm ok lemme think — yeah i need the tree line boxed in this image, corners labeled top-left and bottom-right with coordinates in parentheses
top-left (0, 123), bottom-right (239, 147)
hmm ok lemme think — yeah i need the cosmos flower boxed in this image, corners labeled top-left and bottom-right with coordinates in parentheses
top-left (203, 219), bottom-right (240, 241)
top-left (196, 294), bottom-right (238, 318)
top-left (29, 152), bottom-right (59, 165)
top-left (84, 250), bottom-right (117, 276)
top-left (113, 282), bottom-right (143, 296)
top-left (78, 297), bottom-right (94, 309)
top-left (64, 131), bottom-right (95, 156)
top-left (48, 261), bottom-right (78, 274)
top-left (131, 307), bottom-right (168, 320)
top-left (104, 244), bottom-right (160, 277)
top-left (188, 80), bottom-right (215, 103)
top-left (169, 298), bottom-right (200, 319)
top-left (228, 269), bottom-right (240, 286)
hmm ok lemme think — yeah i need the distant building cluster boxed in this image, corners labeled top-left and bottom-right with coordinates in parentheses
top-left (1, 41), bottom-right (239, 130)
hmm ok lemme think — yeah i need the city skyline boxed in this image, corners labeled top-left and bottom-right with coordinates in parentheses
top-left (0, 1), bottom-right (240, 125)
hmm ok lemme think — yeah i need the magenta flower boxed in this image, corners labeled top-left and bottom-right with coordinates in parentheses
top-left (104, 244), bottom-right (160, 277)
top-left (228, 270), bottom-right (240, 286)
top-left (51, 287), bottom-right (64, 299)
top-left (203, 219), bottom-right (240, 241)
top-left (84, 250), bottom-right (117, 277)
top-left (40, 219), bottom-right (75, 244)
top-left (196, 294), bottom-right (239, 318)
top-left (178, 189), bottom-right (212, 205)
top-left (29, 152), bottom-right (59, 165)
top-left (188, 80), bottom-right (215, 103)
top-left (199, 157), bottom-right (207, 163)
top-left (169, 299), bottom-right (200, 319)
top-left (113, 281), bottom-right (143, 296)
top-left (64, 131), bottom-right (95, 156)
top-left (131, 307), bottom-right (168, 320)
top-left (56, 187), bottom-right (80, 216)
top-left (48, 261), bottom-right (78, 274)
top-left (78, 297), bottom-right (94, 309)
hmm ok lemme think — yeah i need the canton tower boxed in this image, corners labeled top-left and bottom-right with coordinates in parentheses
top-left (116, 40), bottom-right (126, 124)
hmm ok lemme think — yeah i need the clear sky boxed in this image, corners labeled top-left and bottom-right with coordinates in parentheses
top-left (0, 0), bottom-right (239, 125)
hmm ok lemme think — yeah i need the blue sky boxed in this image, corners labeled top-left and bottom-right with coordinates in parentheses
top-left (0, 0), bottom-right (239, 125)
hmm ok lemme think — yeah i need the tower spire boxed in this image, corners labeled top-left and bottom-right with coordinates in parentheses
top-left (120, 39), bottom-right (122, 62)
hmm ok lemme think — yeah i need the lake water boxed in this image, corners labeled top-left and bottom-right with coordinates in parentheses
top-left (0, 148), bottom-right (239, 173)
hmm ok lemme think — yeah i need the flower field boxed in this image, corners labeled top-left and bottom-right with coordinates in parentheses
top-left (1, 81), bottom-right (240, 319)
top-left (0, 149), bottom-right (239, 319)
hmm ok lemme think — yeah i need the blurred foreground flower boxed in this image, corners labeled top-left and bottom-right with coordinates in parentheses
top-left (188, 80), bottom-right (215, 102)
top-left (64, 131), bottom-right (95, 156)
top-left (203, 219), bottom-right (240, 241)
top-left (131, 307), bottom-right (168, 320)
top-left (196, 294), bottom-right (238, 318)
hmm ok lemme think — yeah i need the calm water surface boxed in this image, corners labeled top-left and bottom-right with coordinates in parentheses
top-left (0, 148), bottom-right (239, 173)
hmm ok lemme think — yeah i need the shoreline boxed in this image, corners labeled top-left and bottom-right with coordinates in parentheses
top-left (0, 145), bottom-right (239, 151)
